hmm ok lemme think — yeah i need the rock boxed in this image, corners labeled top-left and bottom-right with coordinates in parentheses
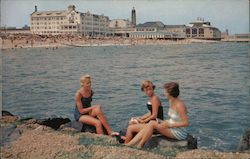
top-left (62, 121), bottom-right (108, 134)
top-left (144, 134), bottom-right (197, 149)
top-left (1, 123), bottom-right (22, 147)
top-left (2, 110), bottom-right (15, 116)
top-left (1, 111), bottom-right (18, 123)
top-left (63, 121), bottom-right (84, 132)
top-left (36, 117), bottom-right (71, 130)
top-left (238, 128), bottom-right (250, 151)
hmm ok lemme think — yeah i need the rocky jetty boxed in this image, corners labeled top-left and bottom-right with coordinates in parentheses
top-left (1, 110), bottom-right (250, 159)
top-left (238, 128), bottom-right (250, 152)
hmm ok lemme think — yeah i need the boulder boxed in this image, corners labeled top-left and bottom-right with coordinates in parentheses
top-left (1, 123), bottom-right (22, 147)
top-left (238, 128), bottom-right (250, 151)
top-left (36, 117), bottom-right (71, 130)
top-left (144, 134), bottom-right (197, 149)
top-left (2, 110), bottom-right (15, 116)
top-left (62, 121), bottom-right (107, 134)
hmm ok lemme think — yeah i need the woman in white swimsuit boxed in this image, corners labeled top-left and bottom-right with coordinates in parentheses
top-left (125, 82), bottom-right (189, 148)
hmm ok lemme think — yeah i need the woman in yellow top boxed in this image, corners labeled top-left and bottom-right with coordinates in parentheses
top-left (125, 82), bottom-right (189, 147)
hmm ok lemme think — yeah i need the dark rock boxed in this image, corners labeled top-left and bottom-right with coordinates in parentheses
top-left (238, 128), bottom-right (250, 151)
top-left (144, 134), bottom-right (197, 149)
top-left (36, 117), bottom-right (71, 130)
top-left (1, 123), bottom-right (21, 147)
top-left (2, 110), bottom-right (15, 116)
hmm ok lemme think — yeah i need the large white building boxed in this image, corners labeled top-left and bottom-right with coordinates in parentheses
top-left (109, 19), bottom-right (135, 37)
top-left (30, 5), bottom-right (109, 36)
top-left (186, 18), bottom-right (221, 40)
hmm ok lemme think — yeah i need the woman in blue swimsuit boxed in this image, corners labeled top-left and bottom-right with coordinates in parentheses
top-left (74, 74), bottom-right (118, 136)
top-left (126, 82), bottom-right (189, 147)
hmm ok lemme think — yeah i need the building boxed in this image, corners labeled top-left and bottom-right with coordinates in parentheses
top-left (109, 19), bottom-right (135, 37)
top-left (131, 7), bottom-right (136, 27)
top-left (129, 21), bottom-right (183, 39)
top-left (30, 5), bottom-right (109, 36)
top-left (186, 18), bottom-right (221, 40)
top-left (164, 25), bottom-right (186, 38)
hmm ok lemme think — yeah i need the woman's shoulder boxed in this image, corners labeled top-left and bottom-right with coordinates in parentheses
top-left (152, 94), bottom-right (161, 101)
top-left (175, 100), bottom-right (187, 111)
top-left (75, 90), bottom-right (82, 98)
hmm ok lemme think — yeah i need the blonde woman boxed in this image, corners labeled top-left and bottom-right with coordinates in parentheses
top-left (124, 80), bottom-right (164, 143)
top-left (74, 74), bottom-right (118, 136)
top-left (126, 82), bottom-right (189, 147)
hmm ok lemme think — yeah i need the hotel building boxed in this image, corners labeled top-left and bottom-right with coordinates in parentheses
top-left (186, 18), bottom-right (221, 40)
top-left (30, 5), bottom-right (109, 36)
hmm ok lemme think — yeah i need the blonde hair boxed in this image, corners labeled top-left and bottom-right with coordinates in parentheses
top-left (80, 74), bottom-right (91, 87)
top-left (141, 80), bottom-right (155, 91)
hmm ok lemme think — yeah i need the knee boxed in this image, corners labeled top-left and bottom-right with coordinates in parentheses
top-left (95, 105), bottom-right (102, 112)
top-left (94, 120), bottom-right (102, 128)
top-left (148, 120), bottom-right (157, 128)
top-left (93, 105), bottom-right (102, 114)
top-left (127, 125), bottom-right (135, 134)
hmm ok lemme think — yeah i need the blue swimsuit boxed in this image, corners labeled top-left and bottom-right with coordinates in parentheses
top-left (74, 91), bottom-right (93, 121)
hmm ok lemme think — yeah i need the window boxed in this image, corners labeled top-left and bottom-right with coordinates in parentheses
top-left (192, 28), bottom-right (197, 35)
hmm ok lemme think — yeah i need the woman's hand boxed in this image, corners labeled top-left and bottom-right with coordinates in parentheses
top-left (137, 118), bottom-right (146, 123)
top-left (160, 121), bottom-right (171, 128)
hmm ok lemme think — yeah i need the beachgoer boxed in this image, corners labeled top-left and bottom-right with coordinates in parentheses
top-left (124, 80), bottom-right (164, 143)
top-left (74, 74), bottom-right (118, 136)
top-left (125, 82), bottom-right (189, 147)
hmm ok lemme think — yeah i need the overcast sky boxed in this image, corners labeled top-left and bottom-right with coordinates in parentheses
top-left (1, 0), bottom-right (249, 34)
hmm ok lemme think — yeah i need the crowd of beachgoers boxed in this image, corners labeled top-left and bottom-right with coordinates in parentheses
top-left (0, 33), bottom-right (219, 50)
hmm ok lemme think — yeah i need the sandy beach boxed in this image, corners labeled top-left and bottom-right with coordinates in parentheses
top-left (0, 33), bottom-right (220, 50)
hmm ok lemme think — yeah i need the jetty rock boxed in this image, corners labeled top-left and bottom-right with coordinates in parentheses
top-left (36, 117), bottom-right (71, 130)
top-left (238, 127), bottom-right (250, 151)
top-left (144, 134), bottom-right (197, 150)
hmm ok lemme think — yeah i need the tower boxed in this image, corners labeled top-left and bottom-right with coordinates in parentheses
top-left (131, 7), bottom-right (136, 27)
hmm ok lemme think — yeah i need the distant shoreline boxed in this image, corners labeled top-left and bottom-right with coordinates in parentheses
top-left (0, 34), bottom-right (247, 50)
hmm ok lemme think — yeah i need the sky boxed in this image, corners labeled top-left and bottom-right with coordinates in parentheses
top-left (0, 0), bottom-right (249, 34)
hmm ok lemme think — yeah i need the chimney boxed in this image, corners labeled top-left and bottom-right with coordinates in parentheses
top-left (35, 5), bottom-right (37, 12)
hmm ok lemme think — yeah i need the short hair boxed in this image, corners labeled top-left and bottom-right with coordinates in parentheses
top-left (80, 74), bottom-right (91, 87)
top-left (141, 80), bottom-right (155, 91)
top-left (163, 82), bottom-right (179, 98)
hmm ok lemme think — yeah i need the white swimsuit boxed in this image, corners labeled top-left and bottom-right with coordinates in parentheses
top-left (167, 108), bottom-right (188, 140)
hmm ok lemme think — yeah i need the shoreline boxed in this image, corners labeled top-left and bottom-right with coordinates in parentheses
top-left (0, 34), bottom-right (227, 50)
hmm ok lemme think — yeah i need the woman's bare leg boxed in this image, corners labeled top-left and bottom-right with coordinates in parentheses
top-left (137, 121), bottom-right (174, 147)
top-left (79, 115), bottom-right (103, 134)
top-left (126, 125), bottom-right (149, 146)
top-left (90, 105), bottom-right (113, 135)
top-left (125, 123), bottom-right (145, 144)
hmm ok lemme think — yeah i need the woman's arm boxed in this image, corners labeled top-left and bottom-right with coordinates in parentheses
top-left (75, 92), bottom-right (93, 114)
top-left (142, 96), bottom-right (160, 123)
top-left (139, 112), bottom-right (151, 120)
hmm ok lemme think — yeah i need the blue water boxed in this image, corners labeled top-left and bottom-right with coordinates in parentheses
top-left (2, 43), bottom-right (250, 151)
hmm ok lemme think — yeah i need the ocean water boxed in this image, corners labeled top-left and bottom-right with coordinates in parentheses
top-left (2, 43), bottom-right (250, 151)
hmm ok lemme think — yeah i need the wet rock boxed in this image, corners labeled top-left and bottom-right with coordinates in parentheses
top-left (36, 117), bottom-right (71, 130)
top-left (238, 128), bottom-right (250, 151)
top-left (144, 134), bottom-right (197, 149)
